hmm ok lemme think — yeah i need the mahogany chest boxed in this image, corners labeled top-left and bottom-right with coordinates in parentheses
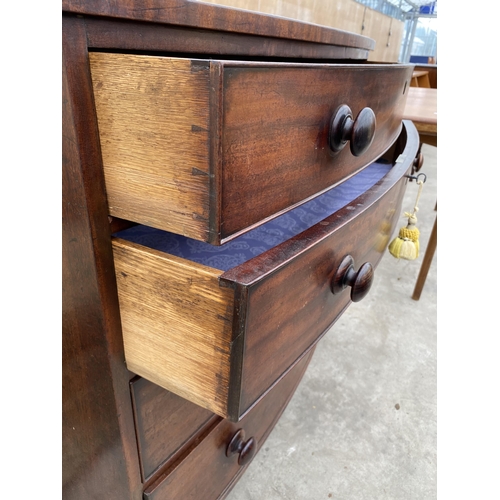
top-left (62, 2), bottom-right (419, 498)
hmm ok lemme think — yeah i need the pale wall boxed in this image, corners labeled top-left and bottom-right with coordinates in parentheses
top-left (197, 0), bottom-right (404, 62)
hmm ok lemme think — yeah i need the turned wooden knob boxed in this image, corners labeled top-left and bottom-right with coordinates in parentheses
top-left (226, 429), bottom-right (257, 466)
top-left (329, 105), bottom-right (376, 156)
top-left (331, 255), bottom-right (374, 302)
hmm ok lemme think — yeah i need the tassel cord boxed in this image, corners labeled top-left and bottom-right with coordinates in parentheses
top-left (404, 180), bottom-right (424, 219)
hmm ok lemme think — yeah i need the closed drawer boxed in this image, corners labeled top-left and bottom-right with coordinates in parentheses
top-left (90, 53), bottom-right (413, 244)
top-left (112, 121), bottom-right (419, 421)
top-left (143, 348), bottom-right (315, 500)
top-left (131, 377), bottom-right (216, 482)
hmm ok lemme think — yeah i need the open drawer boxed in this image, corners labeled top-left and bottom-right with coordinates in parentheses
top-left (112, 121), bottom-right (419, 421)
top-left (90, 53), bottom-right (413, 243)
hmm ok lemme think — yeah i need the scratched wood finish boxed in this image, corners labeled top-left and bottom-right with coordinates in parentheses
top-left (144, 348), bottom-right (315, 500)
top-left (90, 53), bottom-right (412, 243)
top-left (131, 377), bottom-right (216, 482)
top-left (113, 122), bottom-right (419, 421)
top-left (63, 0), bottom-right (375, 51)
top-left (113, 239), bottom-right (235, 416)
top-left (90, 53), bottom-right (213, 241)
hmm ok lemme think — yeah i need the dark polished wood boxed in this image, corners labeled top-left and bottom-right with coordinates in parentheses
top-left (62, 7), bottom-right (371, 497)
top-left (63, 0), bottom-right (375, 50)
top-left (109, 216), bottom-right (138, 234)
top-left (331, 255), bottom-right (374, 303)
top-left (225, 429), bottom-right (257, 466)
top-left (413, 150), bottom-right (424, 173)
top-left (130, 377), bottom-right (216, 482)
top-left (329, 105), bottom-right (376, 157)
top-left (84, 18), bottom-right (370, 61)
top-left (223, 121), bottom-right (420, 417)
top-left (350, 107), bottom-right (377, 156)
top-left (109, 123), bottom-right (419, 422)
top-left (89, 54), bottom-right (412, 244)
top-left (63, 2), bottom-right (416, 497)
top-left (218, 63), bottom-right (412, 241)
top-left (62, 15), bottom-right (142, 500)
top-left (143, 350), bottom-right (314, 500)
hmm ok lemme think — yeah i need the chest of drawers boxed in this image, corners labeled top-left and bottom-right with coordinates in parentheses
top-left (62, 2), bottom-right (419, 498)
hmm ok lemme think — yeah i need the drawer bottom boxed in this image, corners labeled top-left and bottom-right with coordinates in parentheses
top-left (115, 160), bottom-right (392, 271)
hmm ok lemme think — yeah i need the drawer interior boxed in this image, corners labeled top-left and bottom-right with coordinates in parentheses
top-left (114, 159), bottom-right (392, 271)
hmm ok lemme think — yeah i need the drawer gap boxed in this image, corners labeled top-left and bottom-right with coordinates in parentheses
top-left (113, 160), bottom-right (392, 272)
top-left (89, 47), bottom-right (364, 65)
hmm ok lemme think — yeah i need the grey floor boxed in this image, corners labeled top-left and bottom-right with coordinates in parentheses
top-left (227, 144), bottom-right (437, 500)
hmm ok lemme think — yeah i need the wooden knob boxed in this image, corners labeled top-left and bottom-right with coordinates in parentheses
top-left (226, 429), bottom-right (257, 466)
top-left (329, 105), bottom-right (376, 156)
top-left (331, 255), bottom-right (374, 302)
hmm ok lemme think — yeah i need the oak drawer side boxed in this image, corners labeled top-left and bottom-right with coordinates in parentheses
top-left (113, 238), bottom-right (235, 416)
top-left (90, 53), bottom-right (213, 240)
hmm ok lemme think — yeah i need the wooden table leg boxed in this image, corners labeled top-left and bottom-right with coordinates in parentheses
top-left (412, 216), bottom-right (437, 301)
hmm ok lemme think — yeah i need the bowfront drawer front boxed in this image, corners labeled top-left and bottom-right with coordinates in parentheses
top-left (90, 53), bottom-right (413, 244)
top-left (143, 348), bottom-right (314, 500)
top-left (112, 122), bottom-right (419, 421)
top-left (131, 377), bottom-right (216, 482)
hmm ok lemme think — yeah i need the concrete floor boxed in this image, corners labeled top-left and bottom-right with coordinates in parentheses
top-left (227, 144), bottom-right (437, 500)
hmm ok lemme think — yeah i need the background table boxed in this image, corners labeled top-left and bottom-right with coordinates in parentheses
top-left (403, 86), bottom-right (437, 300)
top-left (404, 87), bottom-right (437, 147)
top-left (411, 70), bottom-right (431, 88)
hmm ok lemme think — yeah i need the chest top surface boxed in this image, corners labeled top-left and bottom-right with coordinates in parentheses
top-left (62, 0), bottom-right (375, 52)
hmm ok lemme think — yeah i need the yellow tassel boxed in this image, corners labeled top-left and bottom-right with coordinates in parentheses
top-left (388, 213), bottom-right (420, 260)
top-left (388, 178), bottom-right (425, 261)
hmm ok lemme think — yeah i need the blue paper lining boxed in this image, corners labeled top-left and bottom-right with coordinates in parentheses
top-left (115, 161), bottom-right (392, 271)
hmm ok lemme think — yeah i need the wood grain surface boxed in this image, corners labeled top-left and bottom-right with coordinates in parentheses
top-left (198, 0), bottom-right (404, 62)
top-left (90, 53), bottom-right (213, 240)
top-left (84, 18), bottom-right (370, 60)
top-left (219, 62), bottom-right (412, 239)
top-left (131, 377), bottom-right (216, 482)
top-left (63, 3), bottom-right (416, 498)
top-left (236, 175), bottom-right (407, 413)
top-left (90, 53), bottom-right (412, 243)
top-left (63, 0), bottom-right (375, 50)
top-left (112, 238), bottom-right (236, 416)
top-left (62, 16), bottom-right (142, 500)
top-left (111, 122), bottom-right (419, 421)
top-left (403, 87), bottom-right (437, 145)
top-left (223, 120), bottom-right (419, 415)
top-left (143, 348), bottom-right (315, 500)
